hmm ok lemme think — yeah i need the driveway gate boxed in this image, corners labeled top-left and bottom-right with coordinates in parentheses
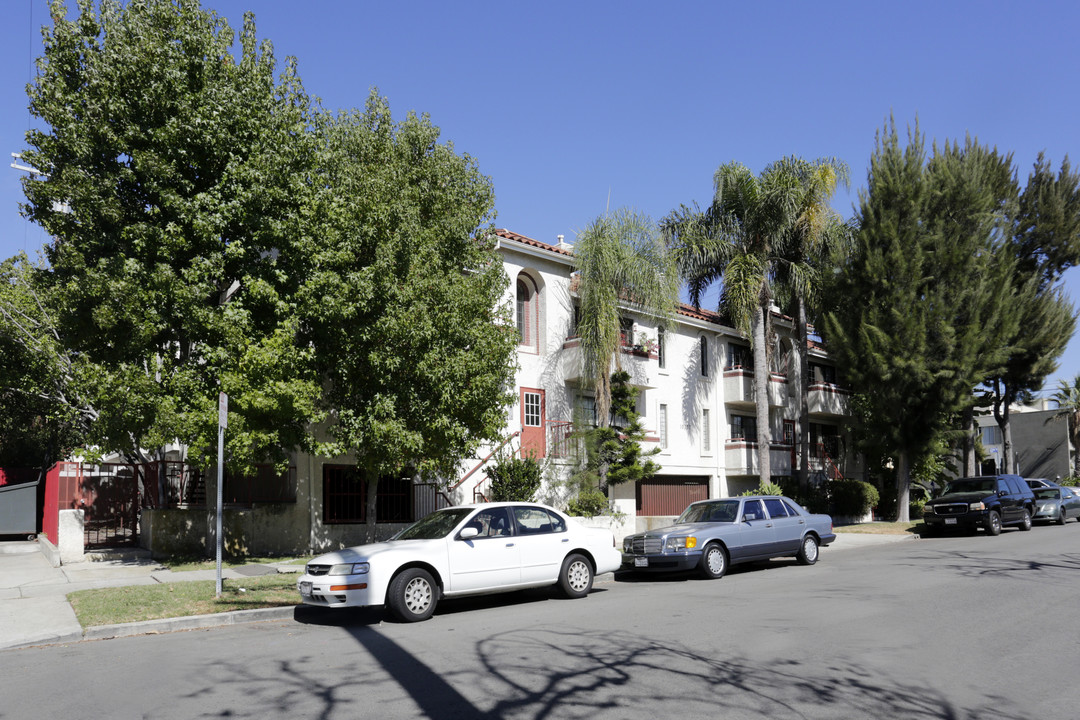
top-left (50, 462), bottom-right (145, 548)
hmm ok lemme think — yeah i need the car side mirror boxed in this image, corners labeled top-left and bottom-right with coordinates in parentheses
top-left (459, 526), bottom-right (480, 540)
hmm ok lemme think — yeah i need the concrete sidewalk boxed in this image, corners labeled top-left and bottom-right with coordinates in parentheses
top-left (0, 540), bottom-right (302, 651)
top-left (0, 531), bottom-right (914, 652)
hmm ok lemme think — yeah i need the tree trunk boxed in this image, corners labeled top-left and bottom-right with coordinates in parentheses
top-left (1001, 404), bottom-right (1013, 474)
top-left (752, 302), bottom-right (772, 486)
top-left (961, 406), bottom-right (977, 477)
top-left (895, 450), bottom-right (911, 523)
top-left (596, 369), bottom-right (613, 488)
top-left (363, 469), bottom-right (379, 544)
top-left (1072, 420), bottom-right (1080, 477)
top-left (992, 379), bottom-right (1013, 474)
top-left (796, 294), bottom-right (810, 493)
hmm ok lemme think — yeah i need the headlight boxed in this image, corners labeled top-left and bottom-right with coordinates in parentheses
top-left (665, 536), bottom-right (698, 551)
top-left (623, 538), bottom-right (633, 552)
top-left (968, 502), bottom-right (985, 511)
top-left (924, 505), bottom-right (935, 515)
top-left (329, 562), bottom-right (370, 576)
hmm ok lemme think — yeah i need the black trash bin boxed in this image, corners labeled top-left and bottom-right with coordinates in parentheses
top-left (0, 479), bottom-right (40, 539)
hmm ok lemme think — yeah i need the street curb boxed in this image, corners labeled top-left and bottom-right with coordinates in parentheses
top-left (83, 605), bottom-right (300, 642)
top-left (4, 629), bottom-right (85, 651)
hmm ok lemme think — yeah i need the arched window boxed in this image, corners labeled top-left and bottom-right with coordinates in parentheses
top-left (700, 337), bottom-right (709, 377)
top-left (516, 274), bottom-right (539, 351)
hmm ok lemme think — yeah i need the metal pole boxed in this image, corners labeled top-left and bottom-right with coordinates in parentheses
top-left (216, 392), bottom-right (227, 597)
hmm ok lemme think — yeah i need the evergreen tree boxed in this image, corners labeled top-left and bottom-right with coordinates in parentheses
top-left (570, 370), bottom-right (661, 506)
top-left (822, 122), bottom-right (1017, 521)
top-left (983, 155), bottom-right (1080, 470)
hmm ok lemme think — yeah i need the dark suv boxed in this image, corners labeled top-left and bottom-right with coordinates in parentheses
top-left (923, 474), bottom-right (1036, 536)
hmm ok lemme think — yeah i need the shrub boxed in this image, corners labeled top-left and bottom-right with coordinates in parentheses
top-left (565, 488), bottom-right (609, 518)
top-left (830, 479), bottom-right (880, 517)
top-left (741, 481), bottom-right (786, 497)
top-left (909, 498), bottom-right (926, 519)
top-left (484, 453), bottom-right (542, 502)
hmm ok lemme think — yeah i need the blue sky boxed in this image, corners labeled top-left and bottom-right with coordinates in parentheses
top-left (2, 0), bottom-right (1078, 398)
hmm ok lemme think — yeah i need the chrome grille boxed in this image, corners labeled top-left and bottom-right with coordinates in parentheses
top-left (629, 537), bottom-right (664, 554)
top-left (933, 503), bottom-right (969, 517)
top-left (306, 564), bottom-right (331, 576)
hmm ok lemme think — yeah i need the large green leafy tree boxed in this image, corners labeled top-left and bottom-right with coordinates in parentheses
top-left (302, 94), bottom-right (518, 542)
top-left (822, 123), bottom-right (1020, 520)
top-left (666, 161), bottom-right (806, 486)
top-left (0, 254), bottom-right (93, 468)
top-left (19, 0), bottom-right (322, 472)
top-left (572, 208), bottom-right (678, 486)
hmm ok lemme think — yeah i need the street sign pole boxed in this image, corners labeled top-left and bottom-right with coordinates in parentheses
top-left (216, 392), bottom-right (227, 598)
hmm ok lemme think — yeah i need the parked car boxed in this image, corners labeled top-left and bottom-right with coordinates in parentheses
top-left (922, 474), bottom-right (1036, 536)
top-left (620, 495), bottom-right (836, 579)
top-left (1032, 486), bottom-right (1080, 525)
top-left (1025, 477), bottom-right (1061, 490)
top-left (296, 502), bottom-right (621, 622)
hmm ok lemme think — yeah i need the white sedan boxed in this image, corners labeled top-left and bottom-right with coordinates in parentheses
top-left (297, 502), bottom-right (622, 622)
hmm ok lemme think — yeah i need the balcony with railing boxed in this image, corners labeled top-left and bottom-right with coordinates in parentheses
top-left (807, 383), bottom-right (849, 417)
top-left (723, 440), bottom-right (794, 477)
top-left (560, 334), bottom-right (657, 389)
top-left (723, 368), bottom-right (789, 408)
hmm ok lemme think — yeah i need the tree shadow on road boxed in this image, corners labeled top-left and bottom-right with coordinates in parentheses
top-left (193, 620), bottom-right (1021, 720)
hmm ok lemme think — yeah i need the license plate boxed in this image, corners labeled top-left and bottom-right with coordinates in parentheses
top-left (634, 557), bottom-right (648, 568)
top-left (945, 518), bottom-right (956, 525)
top-left (299, 581), bottom-right (313, 596)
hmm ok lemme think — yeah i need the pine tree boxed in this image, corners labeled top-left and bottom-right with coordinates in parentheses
top-left (822, 122), bottom-right (1016, 520)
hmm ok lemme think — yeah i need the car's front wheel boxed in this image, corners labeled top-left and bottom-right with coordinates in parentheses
top-left (985, 510), bottom-right (1002, 536)
top-left (1019, 509), bottom-right (1032, 531)
top-left (1058, 508), bottom-right (1067, 526)
top-left (558, 553), bottom-right (593, 598)
top-left (387, 568), bottom-right (438, 622)
top-left (698, 543), bottom-right (727, 579)
top-left (797, 535), bottom-right (819, 565)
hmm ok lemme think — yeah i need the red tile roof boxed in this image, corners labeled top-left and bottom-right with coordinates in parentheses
top-left (494, 229), bottom-right (575, 257)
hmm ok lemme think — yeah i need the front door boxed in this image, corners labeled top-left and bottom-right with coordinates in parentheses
top-left (520, 388), bottom-right (546, 459)
top-left (783, 420), bottom-right (796, 469)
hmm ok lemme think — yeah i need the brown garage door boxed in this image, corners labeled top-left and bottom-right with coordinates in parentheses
top-left (637, 476), bottom-right (709, 516)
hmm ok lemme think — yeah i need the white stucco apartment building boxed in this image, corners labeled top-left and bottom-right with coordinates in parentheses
top-left (464, 229), bottom-right (857, 532)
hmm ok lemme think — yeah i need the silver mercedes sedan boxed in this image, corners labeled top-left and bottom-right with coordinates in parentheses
top-left (621, 495), bottom-right (836, 579)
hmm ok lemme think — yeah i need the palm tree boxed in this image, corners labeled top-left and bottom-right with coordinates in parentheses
top-left (573, 208), bottom-right (679, 485)
top-left (1051, 374), bottom-right (1080, 478)
top-left (665, 161), bottom-right (806, 486)
top-left (774, 157), bottom-right (851, 491)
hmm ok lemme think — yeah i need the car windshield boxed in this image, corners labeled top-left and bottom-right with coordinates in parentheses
top-left (394, 508), bottom-right (474, 540)
top-left (943, 478), bottom-right (996, 495)
top-left (678, 500), bottom-right (740, 524)
top-left (1033, 488), bottom-right (1061, 500)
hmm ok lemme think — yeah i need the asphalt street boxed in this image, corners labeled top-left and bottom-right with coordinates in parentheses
top-left (3, 527), bottom-right (1079, 719)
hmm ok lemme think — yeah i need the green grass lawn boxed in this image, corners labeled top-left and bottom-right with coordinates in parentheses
top-left (68, 574), bottom-right (300, 627)
top-left (159, 555), bottom-right (312, 572)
